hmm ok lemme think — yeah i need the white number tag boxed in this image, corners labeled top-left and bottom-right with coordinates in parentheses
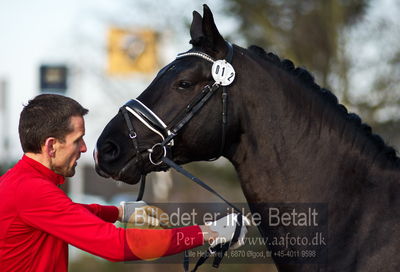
top-left (211, 60), bottom-right (235, 86)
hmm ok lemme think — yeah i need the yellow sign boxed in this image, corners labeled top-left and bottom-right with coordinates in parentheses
top-left (107, 28), bottom-right (158, 75)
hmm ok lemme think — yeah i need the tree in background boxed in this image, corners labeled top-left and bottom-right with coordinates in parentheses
top-left (225, 0), bottom-right (369, 87)
top-left (223, 0), bottom-right (400, 140)
top-left (345, 1), bottom-right (400, 129)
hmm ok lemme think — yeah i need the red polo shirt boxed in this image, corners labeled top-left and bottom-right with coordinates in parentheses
top-left (0, 156), bottom-right (203, 272)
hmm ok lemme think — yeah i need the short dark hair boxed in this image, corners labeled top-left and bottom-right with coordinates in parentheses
top-left (19, 94), bottom-right (89, 153)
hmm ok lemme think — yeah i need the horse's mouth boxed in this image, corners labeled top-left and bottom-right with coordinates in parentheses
top-left (116, 155), bottom-right (171, 184)
top-left (95, 164), bottom-right (111, 179)
top-left (94, 162), bottom-right (142, 185)
top-left (116, 158), bottom-right (143, 184)
top-left (94, 148), bottom-right (170, 184)
top-left (93, 148), bottom-right (141, 184)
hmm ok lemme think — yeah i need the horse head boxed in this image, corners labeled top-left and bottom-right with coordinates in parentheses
top-left (95, 5), bottom-right (240, 184)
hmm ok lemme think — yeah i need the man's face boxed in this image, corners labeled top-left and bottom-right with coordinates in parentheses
top-left (52, 116), bottom-right (87, 177)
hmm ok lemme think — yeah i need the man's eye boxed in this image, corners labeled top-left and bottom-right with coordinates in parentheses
top-left (178, 81), bottom-right (192, 89)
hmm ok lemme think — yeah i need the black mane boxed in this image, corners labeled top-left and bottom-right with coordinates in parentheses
top-left (248, 45), bottom-right (399, 165)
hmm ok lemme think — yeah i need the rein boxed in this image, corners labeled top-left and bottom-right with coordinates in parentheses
top-left (120, 42), bottom-right (243, 271)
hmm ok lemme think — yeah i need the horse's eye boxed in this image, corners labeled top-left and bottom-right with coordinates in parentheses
top-left (178, 81), bottom-right (192, 90)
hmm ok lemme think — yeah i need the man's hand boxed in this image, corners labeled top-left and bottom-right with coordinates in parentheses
top-left (200, 213), bottom-right (250, 249)
top-left (119, 201), bottom-right (170, 228)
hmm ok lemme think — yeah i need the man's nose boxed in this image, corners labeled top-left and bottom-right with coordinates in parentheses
top-left (81, 140), bottom-right (88, 153)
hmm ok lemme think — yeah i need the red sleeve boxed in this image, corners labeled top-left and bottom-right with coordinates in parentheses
top-left (124, 225), bottom-right (204, 260)
top-left (79, 204), bottom-right (119, 223)
top-left (17, 179), bottom-right (204, 262)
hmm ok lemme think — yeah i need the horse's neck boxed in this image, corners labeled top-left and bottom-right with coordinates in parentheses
top-left (225, 50), bottom-right (400, 271)
top-left (227, 60), bottom-right (399, 203)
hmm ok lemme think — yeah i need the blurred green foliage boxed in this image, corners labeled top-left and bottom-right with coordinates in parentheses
top-left (0, 161), bottom-right (16, 176)
top-left (223, 0), bottom-right (400, 135)
top-left (225, 0), bottom-right (370, 88)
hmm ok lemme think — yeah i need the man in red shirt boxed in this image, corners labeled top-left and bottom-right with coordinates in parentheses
top-left (0, 94), bottom-right (247, 272)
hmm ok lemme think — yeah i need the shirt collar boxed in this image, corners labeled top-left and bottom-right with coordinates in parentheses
top-left (22, 155), bottom-right (65, 185)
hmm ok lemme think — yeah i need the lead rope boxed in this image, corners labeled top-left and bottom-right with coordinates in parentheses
top-left (136, 175), bottom-right (146, 201)
top-left (191, 214), bottom-right (243, 272)
top-left (161, 157), bottom-right (243, 272)
top-left (162, 158), bottom-right (240, 213)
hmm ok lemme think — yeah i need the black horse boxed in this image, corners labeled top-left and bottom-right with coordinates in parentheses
top-left (95, 5), bottom-right (400, 271)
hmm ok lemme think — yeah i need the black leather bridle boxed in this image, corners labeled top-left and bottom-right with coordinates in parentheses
top-left (120, 42), bottom-right (243, 271)
top-left (121, 42), bottom-right (234, 167)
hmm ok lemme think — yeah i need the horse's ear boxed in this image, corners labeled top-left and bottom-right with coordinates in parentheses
top-left (190, 11), bottom-right (204, 45)
top-left (189, 5), bottom-right (226, 56)
top-left (201, 4), bottom-right (226, 54)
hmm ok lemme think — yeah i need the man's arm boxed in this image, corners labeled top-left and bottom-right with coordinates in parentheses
top-left (79, 203), bottom-right (119, 223)
top-left (17, 179), bottom-right (204, 262)
top-left (79, 202), bottom-right (170, 227)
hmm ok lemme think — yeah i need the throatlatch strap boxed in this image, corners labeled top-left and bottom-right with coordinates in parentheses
top-left (218, 42), bottom-right (233, 157)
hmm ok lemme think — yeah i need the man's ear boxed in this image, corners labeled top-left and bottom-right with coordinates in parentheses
top-left (44, 137), bottom-right (57, 157)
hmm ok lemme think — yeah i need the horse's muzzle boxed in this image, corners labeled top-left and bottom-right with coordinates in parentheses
top-left (93, 148), bottom-right (111, 178)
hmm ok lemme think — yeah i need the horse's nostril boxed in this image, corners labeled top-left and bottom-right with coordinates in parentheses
top-left (101, 141), bottom-right (120, 161)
